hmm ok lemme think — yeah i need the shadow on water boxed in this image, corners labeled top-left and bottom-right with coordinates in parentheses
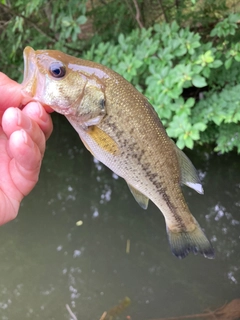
top-left (0, 113), bottom-right (239, 320)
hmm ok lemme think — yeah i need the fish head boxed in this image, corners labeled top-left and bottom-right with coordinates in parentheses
top-left (22, 46), bottom-right (88, 116)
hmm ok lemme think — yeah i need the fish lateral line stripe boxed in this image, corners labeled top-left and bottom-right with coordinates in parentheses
top-left (161, 191), bottom-right (187, 231)
top-left (140, 159), bottom-right (186, 231)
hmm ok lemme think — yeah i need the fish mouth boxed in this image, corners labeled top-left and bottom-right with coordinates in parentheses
top-left (21, 46), bottom-right (39, 104)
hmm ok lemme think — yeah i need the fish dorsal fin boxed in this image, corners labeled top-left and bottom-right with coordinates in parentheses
top-left (173, 142), bottom-right (204, 194)
top-left (127, 183), bottom-right (149, 209)
top-left (87, 126), bottom-right (120, 156)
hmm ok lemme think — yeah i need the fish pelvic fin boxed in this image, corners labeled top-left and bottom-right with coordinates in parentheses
top-left (166, 222), bottom-right (215, 259)
top-left (173, 141), bottom-right (204, 194)
top-left (127, 183), bottom-right (149, 210)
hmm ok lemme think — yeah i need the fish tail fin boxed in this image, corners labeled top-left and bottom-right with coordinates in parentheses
top-left (166, 222), bottom-right (215, 259)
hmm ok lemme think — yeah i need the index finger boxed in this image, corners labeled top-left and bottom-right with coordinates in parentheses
top-left (0, 72), bottom-right (23, 111)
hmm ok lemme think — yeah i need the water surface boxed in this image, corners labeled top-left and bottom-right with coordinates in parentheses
top-left (0, 114), bottom-right (239, 319)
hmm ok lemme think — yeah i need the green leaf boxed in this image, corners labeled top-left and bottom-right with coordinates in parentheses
top-left (225, 58), bottom-right (233, 69)
top-left (190, 130), bottom-right (200, 140)
top-left (193, 123), bottom-right (207, 131)
top-left (234, 53), bottom-right (240, 62)
top-left (185, 97), bottom-right (195, 108)
top-left (202, 66), bottom-right (211, 78)
top-left (76, 15), bottom-right (87, 25)
top-left (211, 60), bottom-right (222, 68)
top-left (62, 18), bottom-right (72, 27)
top-left (176, 138), bottom-right (185, 149)
top-left (192, 75), bottom-right (207, 88)
top-left (185, 136), bottom-right (194, 149)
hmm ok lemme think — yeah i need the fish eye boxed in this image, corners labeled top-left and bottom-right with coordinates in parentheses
top-left (49, 62), bottom-right (66, 78)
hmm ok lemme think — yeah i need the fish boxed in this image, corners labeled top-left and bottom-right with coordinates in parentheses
top-left (21, 46), bottom-right (214, 259)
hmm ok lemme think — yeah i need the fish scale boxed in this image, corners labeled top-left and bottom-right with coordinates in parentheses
top-left (21, 46), bottom-right (215, 259)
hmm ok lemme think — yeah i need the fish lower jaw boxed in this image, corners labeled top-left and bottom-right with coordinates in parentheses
top-left (20, 90), bottom-right (53, 112)
top-left (52, 107), bottom-right (73, 115)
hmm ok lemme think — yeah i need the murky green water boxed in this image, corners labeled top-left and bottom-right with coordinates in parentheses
top-left (0, 114), bottom-right (239, 320)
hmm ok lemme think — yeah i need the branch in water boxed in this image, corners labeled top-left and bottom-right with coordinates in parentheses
top-left (66, 304), bottom-right (78, 320)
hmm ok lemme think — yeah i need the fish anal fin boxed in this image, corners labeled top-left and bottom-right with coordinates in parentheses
top-left (173, 142), bottom-right (204, 194)
top-left (166, 222), bottom-right (215, 259)
top-left (87, 126), bottom-right (120, 156)
top-left (127, 183), bottom-right (149, 210)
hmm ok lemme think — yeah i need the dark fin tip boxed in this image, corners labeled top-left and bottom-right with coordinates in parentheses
top-left (167, 225), bottom-right (215, 260)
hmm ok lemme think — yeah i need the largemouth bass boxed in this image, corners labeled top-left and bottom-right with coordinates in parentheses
top-left (22, 46), bottom-right (214, 259)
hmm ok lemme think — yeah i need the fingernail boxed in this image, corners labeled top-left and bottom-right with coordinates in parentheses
top-left (21, 129), bottom-right (34, 148)
top-left (37, 102), bottom-right (48, 122)
top-left (17, 109), bottom-right (31, 130)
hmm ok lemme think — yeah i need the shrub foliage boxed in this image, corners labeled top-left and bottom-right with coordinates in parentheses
top-left (1, 0), bottom-right (240, 153)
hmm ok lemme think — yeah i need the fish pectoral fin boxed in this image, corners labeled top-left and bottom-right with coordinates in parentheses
top-left (173, 142), bottom-right (203, 194)
top-left (83, 114), bottom-right (105, 128)
top-left (87, 125), bottom-right (120, 156)
top-left (127, 183), bottom-right (149, 210)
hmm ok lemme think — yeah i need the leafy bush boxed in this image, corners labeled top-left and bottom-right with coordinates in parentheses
top-left (84, 15), bottom-right (240, 152)
top-left (0, 0), bottom-right (89, 78)
top-left (0, 0), bottom-right (137, 80)
top-left (0, 0), bottom-right (240, 153)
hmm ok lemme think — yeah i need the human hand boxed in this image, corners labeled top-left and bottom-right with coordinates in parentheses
top-left (0, 72), bottom-right (53, 225)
